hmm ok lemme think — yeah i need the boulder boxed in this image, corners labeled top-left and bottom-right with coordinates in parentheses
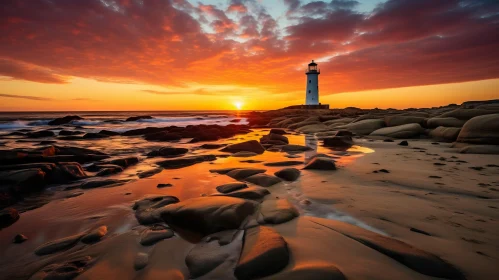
top-left (156, 196), bottom-right (257, 235)
top-left (235, 226), bottom-right (289, 279)
top-left (140, 227), bottom-right (174, 246)
top-left (126, 116), bottom-right (154, 122)
top-left (0, 169), bottom-right (46, 192)
top-left (0, 208), bottom-right (20, 229)
top-left (157, 155), bottom-right (216, 169)
top-left (221, 140), bottom-right (265, 154)
top-left (134, 253), bottom-right (149, 271)
top-left (144, 132), bottom-right (182, 141)
top-left (281, 144), bottom-right (313, 152)
top-left (95, 165), bottom-right (124, 176)
top-left (269, 129), bottom-right (287, 135)
top-left (216, 182), bottom-right (248, 193)
top-left (459, 145), bottom-right (499, 154)
top-left (323, 136), bottom-right (353, 148)
top-left (214, 186), bottom-right (270, 200)
top-left (81, 226), bottom-right (108, 243)
top-left (297, 123), bottom-right (331, 133)
top-left (429, 127), bottom-right (461, 142)
top-left (456, 114), bottom-right (499, 145)
top-left (200, 143), bottom-right (226, 149)
top-left (98, 130), bottom-right (120, 136)
top-left (438, 108), bottom-right (498, 120)
top-left (147, 147), bottom-right (188, 157)
top-left (260, 133), bottom-right (289, 144)
top-left (427, 117), bottom-right (466, 128)
top-left (337, 119), bottom-right (385, 135)
top-left (105, 157), bottom-right (139, 168)
top-left (133, 195), bottom-right (179, 225)
top-left (303, 157), bottom-right (336, 170)
top-left (370, 123), bottom-right (424, 138)
top-left (384, 115), bottom-right (426, 127)
top-left (27, 130), bottom-right (55, 138)
top-left (259, 199), bottom-right (299, 224)
top-left (59, 130), bottom-right (84, 136)
top-left (48, 115), bottom-right (83, 125)
top-left (274, 168), bottom-right (300, 181)
top-left (226, 168), bottom-right (266, 180)
top-left (245, 174), bottom-right (282, 187)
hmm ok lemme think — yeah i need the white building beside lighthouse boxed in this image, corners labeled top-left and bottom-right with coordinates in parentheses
top-left (305, 60), bottom-right (320, 105)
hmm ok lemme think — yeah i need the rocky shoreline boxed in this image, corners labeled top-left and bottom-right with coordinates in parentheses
top-left (0, 101), bottom-right (498, 279)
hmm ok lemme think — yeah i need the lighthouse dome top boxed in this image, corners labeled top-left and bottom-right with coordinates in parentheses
top-left (308, 60), bottom-right (317, 66)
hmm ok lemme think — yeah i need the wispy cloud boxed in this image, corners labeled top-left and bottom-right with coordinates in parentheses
top-left (71, 98), bottom-right (99, 101)
top-left (0, 93), bottom-right (54, 101)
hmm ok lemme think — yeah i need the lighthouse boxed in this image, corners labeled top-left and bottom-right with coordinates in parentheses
top-left (305, 60), bottom-right (320, 105)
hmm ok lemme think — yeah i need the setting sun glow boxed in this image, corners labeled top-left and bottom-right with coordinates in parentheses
top-left (234, 101), bottom-right (243, 110)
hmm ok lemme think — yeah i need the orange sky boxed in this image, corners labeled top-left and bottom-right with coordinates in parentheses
top-left (0, 0), bottom-right (498, 111)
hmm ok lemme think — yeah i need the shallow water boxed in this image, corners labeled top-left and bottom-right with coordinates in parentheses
top-left (0, 122), bottom-right (377, 269)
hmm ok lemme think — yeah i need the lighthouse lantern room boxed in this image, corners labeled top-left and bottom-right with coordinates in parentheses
top-left (305, 60), bottom-right (320, 105)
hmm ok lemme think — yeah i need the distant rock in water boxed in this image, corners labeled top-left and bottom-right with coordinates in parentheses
top-left (126, 116), bottom-right (154, 122)
top-left (48, 115), bottom-right (83, 125)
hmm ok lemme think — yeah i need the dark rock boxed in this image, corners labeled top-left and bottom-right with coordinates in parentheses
top-left (281, 144), bottom-right (313, 152)
top-left (1, 208), bottom-right (20, 229)
top-left (235, 226), bottom-right (289, 279)
top-left (264, 161), bottom-right (302, 167)
top-left (260, 133), bottom-right (289, 144)
top-left (221, 140), bottom-right (265, 154)
top-left (210, 168), bottom-right (240, 174)
top-left (123, 127), bottom-right (166, 136)
top-left (94, 165), bottom-right (124, 176)
top-left (226, 168), bottom-right (267, 180)
top-left (216, 182), bottom-right (248, 193)
top-left (323, 136), bottom-right (353, 148)
top-left (269, 128), bottom-right (287, 135)
top-left (81, 226), bottom-right (108, 243)
top-left (303, 157), bottom-right (337, 170)
top-left (157, 196), bottom-right (256, 235)
top-left (34, 233), bottom-right (83, 255)
top-left (0, 168), bottom-right (46, 192)
top-left (27, 130), bottom-right (55, 138)
top-left (31, 256), bottom-right (93, 279)
top-left (48, 115), bottom-right (83, 125)
top-left (140, 228), bottom-right (174, 246)
top-left (137, 168), bottom-right (163, 178)
top-left (126, 116), bottom-right (154, 122)
top-left (245, 174), bottom-right (282, 187)
top-left (157, 155), bottom-right (216, 169)
top-left (82, 132), bottom-right (110, 139)
top-left (456, 114), bottom-right (499, 145)
top-left (144, 131), bottom-right (182, 141)
top-left (105, 157), bottom-right (139, 168)
top-left (157, 183), bottom-right (172, 188)
top-left (133, 195), bottom-right (180, 225)
top-left (59, 130), bottom-right (84, 136)
top-left (199, 143), bottom-right (226, 149)
top-left (259, 199), bottom-right (299, 224)
top-left (98, 130), bottom-right (121, 136)
top-left (274, 168), bottom-right (301, 181)
top-left (398, 140), bottom-right (409, 146)
top-left (147, 147), bottom-right (188, 157)
top-left (264, 263), bottom-right (346, 280)
top-left (214, 186), bottom-right (270, 200)
top-left (134, 253), bottom-right (149, 271)
top-left (13, 233), bottom-right (28, 243)
top-left (79, 179), bottom-right (124, 189)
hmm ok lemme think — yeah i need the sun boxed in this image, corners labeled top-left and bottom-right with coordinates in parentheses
top-left (234, 101), bottom-right (243, 110)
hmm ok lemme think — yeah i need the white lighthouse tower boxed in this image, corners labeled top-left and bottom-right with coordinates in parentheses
top-left (305, 60), bottom-right (320, 105)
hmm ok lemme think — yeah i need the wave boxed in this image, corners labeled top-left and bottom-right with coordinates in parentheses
top-left (0, 120), bottom-right (51, 129)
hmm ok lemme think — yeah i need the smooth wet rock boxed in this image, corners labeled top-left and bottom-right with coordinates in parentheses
top-left (260, 133), bottom-right (289, 144)
top-left (235, 226), bottom-right (289, 279)
top-left (27, 130), bottom-right (55, 138)
top-left (31, 256), bottom-right (93, 279)
top-left (303, 157), bottom-right (336, 170)
top-left (269, 129), bottom-right (286, 135)
top-left (186, 230), bottom-right (243, 279)
top-left (459, 144), bottom-right (499, 154)
top-left (147, 147), bottom-right (188, 157)
top-left (59, 130), bottom-right (84, 136)
top-left (99, 130), bottom-right (120, 136)
top-left (157, 183), bottom-right (173, 188)
top-left (200, 143), bottom-right (226, 149)
top-left (140, 228), bottom-right (174, 246)
top-left (48, 115), bottom-right (83, 125)
top-left (456, 113), bottom-right (499, 145)
top-left (0, 208), bottom-right (20, 229)
top-left (281, 144), bottom-right (313, 152)
top-left (157, 196), bottom-right (257, 235)
top-left (210, 167), bottom-right (240, 174)
top-left (82, 132), bottom-right (110, 139)
top-left (264, 161), bottom-right (302, 167)
top-left (96, 165), bottom-right (124, 176)
top-left (134, 253), bottom-right (149, 270)
top-left (79, 179), bottom-right (124, 189)
top-left (81, 226), bottom-right (107, 243)
top-left (274, 168), bottom-right (300, 181)
top-left (216, 182), bottom-right (248, 193)
top-left (259, 199), bottom-right (299, 224)
top-left (438, 108), bottom-right (498, 120)
top-left (226, 168), bottom-right (267, 180)
top-left (398, 140), bottom-right (409, 146)
top-left (13, 233), bottom-right (28, 243)
top-left (156, 155), bottom-right (216, 169)
top-left (323, 136), bottom-right (353, 148)
top-left (0, 168), bottom-right (46, 191)
top-left (232, 151), bottom-right (258, 157)
top-left (245, 174), bottom-right (282, 187)
top-left (370, 123), bottom-right (424, 138)
top-left (137, 167), bottom-right (163, 178)
top-left (126, 116), bottom-right (153, 122)
top-left (429, 126), bottom-right (461, 142)
top-left (214, 186), bottom-right (270, 200)
top-left (34, 234), bottom-right (83, 255)
top-left (338, 119), bottom-right (385, 135)
top-left (133, 195), bottom-right (180, 225)
top-left (105, 156), bottom-right (139, 168)
top-left (384, 115), bottom-right (426, 127)
top-left (144, 131), bottom-right (182, 141)
top-left (427, 117), bottom-right (466, 128)
top-left (221, 140), bottom-right (265, 154)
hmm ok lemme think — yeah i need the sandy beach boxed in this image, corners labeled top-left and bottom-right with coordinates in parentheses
top-left (0, 103), bottom-right (498, 279)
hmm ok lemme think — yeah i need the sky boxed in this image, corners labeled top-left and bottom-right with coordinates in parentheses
top-left (0, 0), bottom-right (498, 111)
